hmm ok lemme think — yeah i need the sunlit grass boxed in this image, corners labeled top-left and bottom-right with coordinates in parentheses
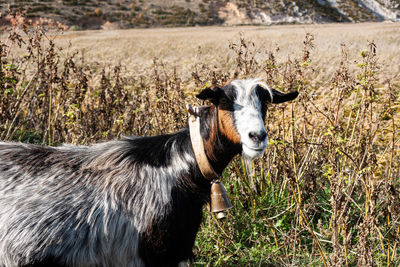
top-left (1, 22), bottom-right (399, 265)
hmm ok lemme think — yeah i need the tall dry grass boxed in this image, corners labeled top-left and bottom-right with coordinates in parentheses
top-left (1, 19), bottom-right (399, 266)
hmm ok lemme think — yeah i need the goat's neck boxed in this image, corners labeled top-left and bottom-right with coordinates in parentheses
top-left (198, 106), bottom-right (241, 175)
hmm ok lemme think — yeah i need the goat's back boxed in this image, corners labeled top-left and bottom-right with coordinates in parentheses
top-left (0, 141), bottom-right (145, 266)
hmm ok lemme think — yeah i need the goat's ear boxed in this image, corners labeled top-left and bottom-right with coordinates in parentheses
top-left (196, 87), bottom-right (221, 104)
top-left (263, 88), bottom-right (299, 104)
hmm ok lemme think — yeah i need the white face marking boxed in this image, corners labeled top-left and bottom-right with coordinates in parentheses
top-left (231, 79), bottom-right (269, 159)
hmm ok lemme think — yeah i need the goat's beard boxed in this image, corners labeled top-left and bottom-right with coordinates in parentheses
top-left (242, 154), bottom-right (255, 176)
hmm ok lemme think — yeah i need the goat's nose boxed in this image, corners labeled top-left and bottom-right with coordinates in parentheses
top-left (248, 131), bottom-right (267, 142)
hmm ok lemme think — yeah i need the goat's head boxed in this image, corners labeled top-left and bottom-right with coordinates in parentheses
top-left (197, 79), bottom-right (298, 159)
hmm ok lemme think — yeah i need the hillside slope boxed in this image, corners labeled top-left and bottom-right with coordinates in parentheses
top-left (1, 0), bottom-right (399, 30)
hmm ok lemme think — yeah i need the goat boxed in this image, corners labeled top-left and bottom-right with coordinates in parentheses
top-left (0, 79), bottom-right (298, 267)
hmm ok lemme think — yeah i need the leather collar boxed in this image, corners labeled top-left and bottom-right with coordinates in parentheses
top-left (187, 104), bottom-right (220, 181)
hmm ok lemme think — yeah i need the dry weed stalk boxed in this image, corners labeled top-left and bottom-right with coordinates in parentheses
top-left (0, 18), bottom-right (399, 266)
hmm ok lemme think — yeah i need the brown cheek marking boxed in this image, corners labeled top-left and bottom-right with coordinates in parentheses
top-left (218, 109), bottom-right (241, 144)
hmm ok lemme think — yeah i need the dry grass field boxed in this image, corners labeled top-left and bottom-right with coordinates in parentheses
top-left (52, 22), bottom-right (400, 81)
top-left (1, 22), bottom-right (400, 266)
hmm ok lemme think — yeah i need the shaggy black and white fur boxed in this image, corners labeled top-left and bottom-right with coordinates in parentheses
top-left (0, 79), bottom-right (298, 267)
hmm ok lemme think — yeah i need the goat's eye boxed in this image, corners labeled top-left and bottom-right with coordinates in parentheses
top-left (220, 98), bottom-right (228, 105)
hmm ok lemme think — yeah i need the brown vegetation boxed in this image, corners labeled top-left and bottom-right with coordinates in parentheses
top-left (1, 22), bottom-right (399, 265)
top-left (1, 0), bottom-right (398, 31)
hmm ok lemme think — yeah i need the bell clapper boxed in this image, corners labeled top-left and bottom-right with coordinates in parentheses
top-left (216, 211), bottom-right (227, 219)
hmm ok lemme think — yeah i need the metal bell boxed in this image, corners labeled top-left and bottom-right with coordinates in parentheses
top-left (210, 180), bottom-right (233, 219)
